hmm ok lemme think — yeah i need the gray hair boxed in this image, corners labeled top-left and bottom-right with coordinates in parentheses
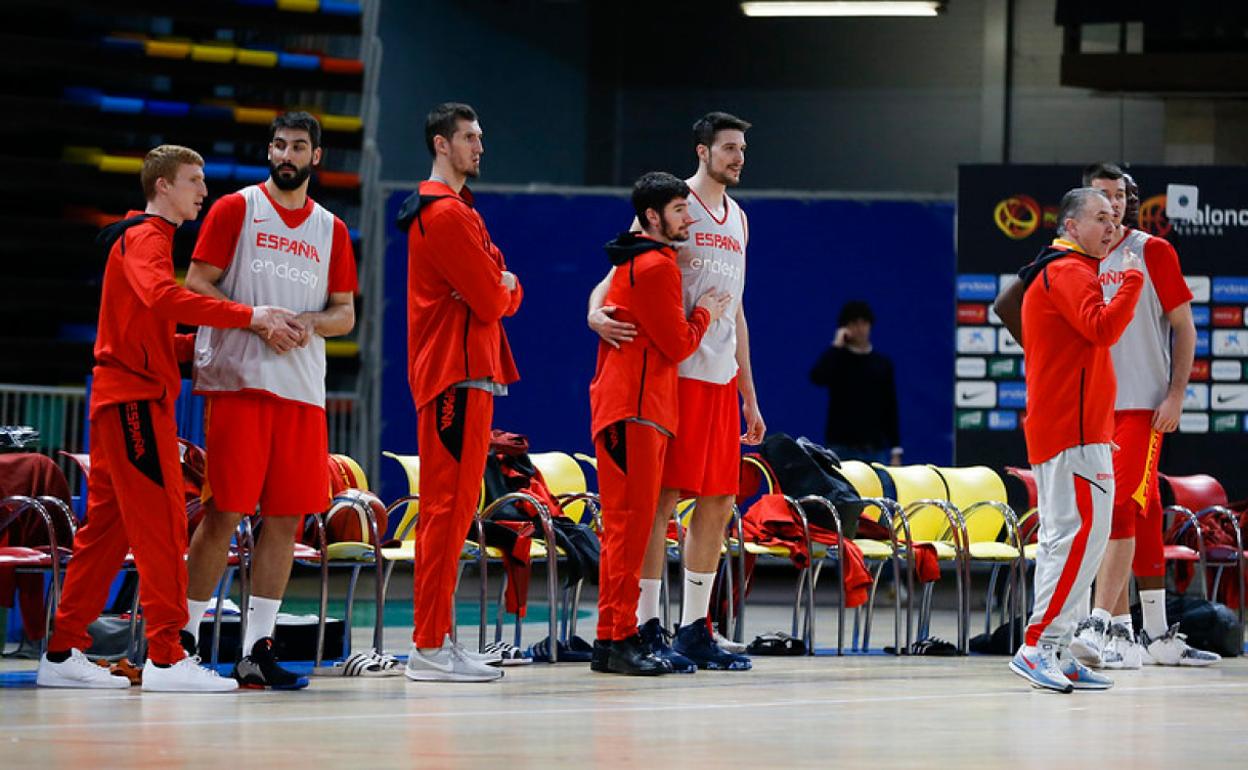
top-left (1056, 187), bottom-right (1109, 236)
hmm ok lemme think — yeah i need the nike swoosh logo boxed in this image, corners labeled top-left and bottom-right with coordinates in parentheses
top-left (960, 391), bottom-right (990, 401)
top-left (411, 654), bottom-right (454, 674)
top-left (253, 217), bottom-right (269, 223)
top-left (1023, 655), bottom-right (1036, 670)
top-left (688, 580), bottom-right (704, 586)
top-left (1216, 394), bottom-right (1243, 404)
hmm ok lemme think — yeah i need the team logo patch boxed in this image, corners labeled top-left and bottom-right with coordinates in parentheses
top-left (602, 421), bottom-right (628, 474)
top-left (118, 401), bottom-right (163, 486)
top-left (435, 388), bottom-right (468, 460)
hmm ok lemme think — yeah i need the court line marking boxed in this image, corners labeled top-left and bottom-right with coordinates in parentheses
top-left (2, 680), bottom-right (1245, 734)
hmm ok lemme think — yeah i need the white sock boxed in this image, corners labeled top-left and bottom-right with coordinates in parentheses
top-left (637, 578), bottom-right (662, 626)
top-left (1112, 614), bottom-right (1134, 637)
top-left (184, 598), bottom-right (214, 641)
top-left (242, 596), bottom-right (281, 653)
top-left (1139, 589), bottom-right (1168, 638)
top-left (680, 569), bottom-right (716, 628)
top-left (1091, 607), bottom-right (1112, 625)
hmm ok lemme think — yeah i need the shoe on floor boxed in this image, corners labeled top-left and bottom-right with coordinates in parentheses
top-left (1140, 624), bottom-right (1221, 667)
top-left (714, 630), bottom-right (749, 655)
top-left (404, 642), bottom-right (502, 682)
top-left (1069, 615), bottom-right (1108, 668)
top-left (606, 634), bottom-right (669, 676)
top-left (1101, 623), bottom-right (1143, 670)
top-left (673, 619), bottom-right (752, 671)
top-left (232, 637), bottom-right (309, 690)
top-left (1009, 642), bottom-right (1073, 693)
top-left (590, 639), bottom-right (610, 673)
top-left (480, 640), bottom-right (532, 666)
top-left (639, 618), bottom-right (696, 674)
top-left (1059, 652), bottom-right (1113, 690)
top-left (37, 649), bottom-right (131, 690)
top-left (442, 635), bottom-right (504, 667)
top-left (326, 649), bottom-right (403, 677)
top-left (142, 656), bottom-right (239, 692)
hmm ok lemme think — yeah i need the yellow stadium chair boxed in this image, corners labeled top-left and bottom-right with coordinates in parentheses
top-left (873, 463), bottom-right (971, 654)
top-left (380, 451), bottom-right (563, 660)
top-left (190, 43), bottom-right (236, 63)
top-left (929, 466), bottom-right (1026, 649)
top-left (236, 48), bottom-right (279, 67)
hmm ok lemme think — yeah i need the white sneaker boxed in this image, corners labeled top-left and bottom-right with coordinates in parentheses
top-left (141, 656), bottom-right (240, 692)
top-left (37, 649), bottom-right (131, 689)
top-left (445, 635), bottom-right (504, 666)
top-left (1101, 623), bottom-right (1143, 670)
top-left (1141, 624), bottom-right (1221, 667)
top-left (1069, 616), bottom-right (1108, 668)
top-left (714, 631), bottom-right (749, 655)
top-left (405, 642), bottom-right (503, 682)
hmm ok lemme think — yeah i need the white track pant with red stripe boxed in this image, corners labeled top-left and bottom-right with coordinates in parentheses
top-left (1025, 444), bottom-right (1114, 647)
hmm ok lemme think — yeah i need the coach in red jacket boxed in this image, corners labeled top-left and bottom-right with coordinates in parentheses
top-left (589, 172), bottom-right (730, 675)
top-left (396, 103), bottom-right (522, 683)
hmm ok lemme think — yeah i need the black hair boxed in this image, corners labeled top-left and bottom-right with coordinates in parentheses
top-left (270, 111), bottom-right (322, 149)
top-left (1081, 161), bottom-right (1125, 186)
top-left (838, 300), bottom-right (874, 327)
top-left (1122, 172), bottom-right (1141, 228)
top-left (632, 172), bottom-right (690, 228)
top-left (692, 111), bottom-right (751, 150)
top-left (425, 102), bottom-right (478, 156)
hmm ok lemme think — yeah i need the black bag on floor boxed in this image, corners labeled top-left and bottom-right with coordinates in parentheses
top-left (1131, 593), bottom-right (1243, 658)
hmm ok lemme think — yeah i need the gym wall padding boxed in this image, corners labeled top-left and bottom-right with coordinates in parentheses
top-left (380, 189), bottom-right (955, 503)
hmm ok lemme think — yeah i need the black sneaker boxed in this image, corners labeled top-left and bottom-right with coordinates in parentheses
top-left (606, 634), bottom-right (669, 676)
top-left (590, 639), bottom-right (611, 673)
top-left (639, 618), bottom-right (696, 674)
top-left (232, 637), bottom-right (309, 690)
top-left (673, 619), bottom-right (752, 671)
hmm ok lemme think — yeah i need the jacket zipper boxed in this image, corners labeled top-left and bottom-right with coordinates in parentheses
top-left (636, 349), bottom-right (648, 417)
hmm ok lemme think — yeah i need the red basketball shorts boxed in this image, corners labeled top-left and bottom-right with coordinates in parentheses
top-left (1109, 410), bottom-right (1166, 577)
top-left (203, 392), bottom-right (330, 516)
top-left (662, 376), bottom-right (740, 497)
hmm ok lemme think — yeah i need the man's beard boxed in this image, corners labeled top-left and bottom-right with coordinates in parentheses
top-left (270, 161), bottom-right (312, 191)
top-left (662, 221), bottom-right (688, 242)
top-left (708, 164), bottom-right (739, 187)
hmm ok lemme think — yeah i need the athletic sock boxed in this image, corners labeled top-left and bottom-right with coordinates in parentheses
top-left (637, 578), bottom-right (662, 626)
top-left (184, 598), bottom-right (214, 641)
top-left (1112, 614), bottom-right (1134, 637)
top-left (679, 569), bottom-right (716, 629)
top-left (1091, 607), bottom-right (1112, 625)
top-left (1139, 589), bottom-right (1168, 638)
top-left (242, 596), bottom-right (281, 653)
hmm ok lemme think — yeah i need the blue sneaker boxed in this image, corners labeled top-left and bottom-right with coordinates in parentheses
top-left (673, 619), bottom-right (752, 671)
top-left (639, 618), bottom-right (696, 674)
top-left (1059, 652), bottom-right (1113, 690)
top-left (1009, 642), bottom-right (1073, 693)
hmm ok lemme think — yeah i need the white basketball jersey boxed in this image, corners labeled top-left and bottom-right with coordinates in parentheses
top-left (194, 186), bottom-right (334, 407)
top-left (675, 190), bottom-right (747, 384)
top-left (1100, 228), bottom-right (1171, 411)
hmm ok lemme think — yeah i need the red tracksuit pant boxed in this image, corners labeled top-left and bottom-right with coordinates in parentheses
top-left (50, 399), bottom-right (189, 665)
top-left (596, 420), bottom-right (668, 642)
top-left (412, 386), bottom-right (493, 648)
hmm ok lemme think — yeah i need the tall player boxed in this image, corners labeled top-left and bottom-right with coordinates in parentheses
top-left (589, 112), bottom-right (764, 671)
top-left (38, 145), bottom-right (291, 692)
top-left (1008, 187), bottom-right (1141, 692)
top-left (396, 102), bottom-right (522, 682)
top-left (183, 112), bottom-right (358, 689)
top-left (590, 172), bottom-right (729, 675)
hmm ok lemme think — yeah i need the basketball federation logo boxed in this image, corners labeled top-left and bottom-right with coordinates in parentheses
top-left (993, 195), bottom-right (1041, 240)
top-left (1137, 194), bottom-right (1172, 238)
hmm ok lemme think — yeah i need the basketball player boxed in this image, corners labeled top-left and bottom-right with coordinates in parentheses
top-left (589, 112), bottom-right (764, 671)
top-left (183, 112), bottom-right (357, 689)
top-left (38, 145), bottom-right (292, 692)
top-left (1008, 188), bottom-right (1142, 692)
top-left (590, 172), bottom-right (730, 675)
top-left (396, 102), bottom-right (521, 682)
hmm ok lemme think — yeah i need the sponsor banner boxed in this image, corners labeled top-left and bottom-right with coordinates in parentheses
top-left (1196, 330), bottom-right (1211, 357)
top-left (1212, 277), bottom-right (1248, 303)
top-left (997, 381), bottom-right (1028, 409)
top-left (957, 357), bottom-right (987, 378)
top-left (957, 326), bottom-right (995, 354)
top-left (1212, 306), bottom-right (1242, 327)
top-left (988, 410), bottom-right (1018, 431)
top-left (1213, 413), bottom-right (1241, 433)
top-left (1180, 412), bottom-right (1210, 433)
top-left (956, 380), bottom-right (996, 408)
top-left (988, 357), bottom-right (1021, 379)
top-left (1191, 305), bottom-right (1210, 327)
top-left (1212, 329), bottom-right (1248, 357)
top-left (1211, 384), bottom-right (1248, 411)
top-left (1184, 383), bottom-right (1209, 411)
top-left (957, 274), bottom-right (999, 301)
top-left (997, 327), bottom-right (1022, 355)
top-left (957, 303), bottom-right (988, 324)
top-left (1191, 359), bottom-right (1211, 382)
top-left (1187, 276), bottom-right (1211, 303)
top-left (957, 410), bottom-right (985, 430)
top-left (1211, 360), bottom-right (1240, 381)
